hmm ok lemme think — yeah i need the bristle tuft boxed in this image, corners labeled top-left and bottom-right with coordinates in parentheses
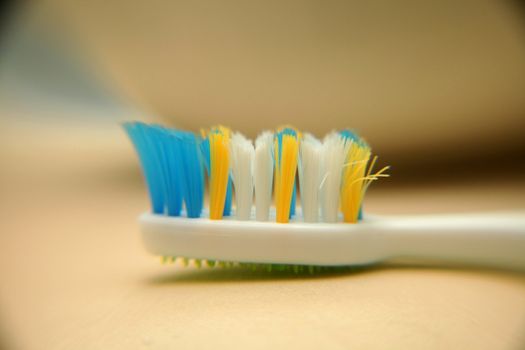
top-left (254, 132), bottom-right (274, 221)
top-left (230, 133), bottom-right (255, 220)
top-left (320, 132), bottom-right (351, 222)
top-left (208, 129), bottom-right (230, 220)
top-left (274, 130), bottom-right (299, 223)
top-left (298, 134), bottom-right (322, 222)
top-left (123, 122), bottom-right (166, 214)
top-left (179, 131), bottom-right (205, 218)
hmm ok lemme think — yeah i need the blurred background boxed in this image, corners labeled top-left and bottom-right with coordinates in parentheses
top-left (1, 1), bottom-right (525, 349)
top-left (1, 0), bottom-right (525, 184)
top-left (1, 0), bottom-right (524, 223)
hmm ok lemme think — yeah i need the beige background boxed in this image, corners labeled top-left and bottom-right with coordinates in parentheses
top-left (34, 0), bottom-right (525, 160)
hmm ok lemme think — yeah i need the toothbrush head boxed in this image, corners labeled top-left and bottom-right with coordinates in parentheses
top-left (124, 122), bottom-right (389, 270)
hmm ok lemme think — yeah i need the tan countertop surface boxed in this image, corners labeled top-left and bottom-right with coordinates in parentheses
top-left (1, 121), bottom-right (525, 350)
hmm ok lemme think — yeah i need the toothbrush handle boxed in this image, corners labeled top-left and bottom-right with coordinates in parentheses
top-left (383, 212), bottom-right (525, 270)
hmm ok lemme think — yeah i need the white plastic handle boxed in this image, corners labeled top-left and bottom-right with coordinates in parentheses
top-left (383, 212), bottom-right (525, 270)
top-left (139, 211), bottom-right (525, 270)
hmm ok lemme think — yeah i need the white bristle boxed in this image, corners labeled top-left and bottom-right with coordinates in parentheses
top-left (229, 133), bottom-right (255, 220)
top-left (254, 132), bottom-right (274, 221)
top-left (298, 134), bottom-right (322, 222)
top-left (320, 132), bottom-right (351, 223)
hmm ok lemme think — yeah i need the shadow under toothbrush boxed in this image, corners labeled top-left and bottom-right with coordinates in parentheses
top-left (143, 262), bottom-right (525, 285)
top-left (145, 265), bottom-right (374, 284)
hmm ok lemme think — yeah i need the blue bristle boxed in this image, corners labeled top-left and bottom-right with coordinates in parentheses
top-left (158, 127), bottom-right (184, 216)
top-left (123, 122), bottom-right (165, 214)
top-left (200, 137), bottom-right (211, 174)
top-left (179, 131), bottom-right (205, 218)
top-left (146, 126), bottom-right (182, 216)
top-left (290, 182), bottom-right (296, 218)
top-left (339, 129), bottom-right (370, 149)
top-left (147, 125), bottom-right (177, 215)
top-left (223, 178), bottom-right (233, 216)
top-left (140, 123), bottom-right (168, 215)
top-left (339, 129), bottom-right (359, 142)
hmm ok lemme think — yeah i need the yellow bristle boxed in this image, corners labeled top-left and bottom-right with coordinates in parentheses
top-left (209, 131), bottom-right (230, 220)
top-left (274, 135), bottom-right (299, 223)
top-left (340, 144), bottom-right (370, 223)
top-left (340, 145), bottom-right (390, 223)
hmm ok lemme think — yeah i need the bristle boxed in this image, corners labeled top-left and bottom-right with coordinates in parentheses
top-left (254, 132), bottom-right (274, 221)
top-left (208, 129), bottom-right (230, 220)
top-left (123, 122), bottom-right (166, 214)
top-left (339, 131), bottom-right (390, 223)
top-left (340, 139), bottom-right (371, 223)
top-left (320, 132), bottom-right (351, 222)
top-left (201, 134), bottom-right (233, 216)
top-left (274, 129), bottom-right (299, 223)
top-left (223, 178), bottom-right (233, 216)
top-left (123, 122), bottom-right (389, 230)
top-left (155, 127), bottom-right (185, 216)
top-left (146, 126), bottom-right (174, 214)
top-left (219, 126), bottom-right (233, 216)
top-left (298, 134), bottom-right (322, 222)
top-left (277, 127), bottom-right (300, 219)
top-left (290, 184), bottom-right (297, 218)
top-left (338, 129), bottom-right (365, 220)
top-left (200, 136), bottom-right (211, 174)
top-left (341, 155), bottom-right (390, 223)
top-left (229, 133), bottom-right (255, 220)
top-left (179, 131), bottom-right (205, 218)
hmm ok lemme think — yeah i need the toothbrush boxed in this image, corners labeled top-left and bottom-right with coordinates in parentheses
top-left (124, 122), bottom-right (525, 271)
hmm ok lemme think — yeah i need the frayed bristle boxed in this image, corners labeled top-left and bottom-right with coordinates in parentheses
top-left (123, 122), bottom-right (388, 224)
top-left (339, 131), bottom-right (390, 223)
